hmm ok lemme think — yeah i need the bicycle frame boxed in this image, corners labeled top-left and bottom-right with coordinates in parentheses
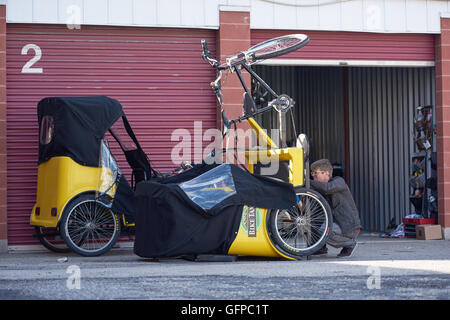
top-left (203, 41), bottom-right (305, 187)
top-left (199, 39), bottom-right (315, 260)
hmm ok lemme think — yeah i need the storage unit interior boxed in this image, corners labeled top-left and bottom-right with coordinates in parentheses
top-left (252, 65), bottom-right (435, 232)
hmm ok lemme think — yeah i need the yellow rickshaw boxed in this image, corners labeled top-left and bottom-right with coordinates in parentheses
top-left (31, 96), bottom-right (153, 256)
top-left (31, 34), bottom-right (333, 259)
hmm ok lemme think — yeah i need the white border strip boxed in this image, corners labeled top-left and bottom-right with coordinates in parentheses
top-left (5, 21), bottom-right (220, 30)
top-left (219, 5), bottom-right (251, 12)
top-left (8, 245), bottom-right (48, 252)
top-left (7, 242), bottom-right (134, 253)
top-left (256, 59), bottom-right (435, 67)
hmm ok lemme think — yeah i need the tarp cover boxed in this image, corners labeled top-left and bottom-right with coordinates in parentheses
top-left (38, 96), bottom-right (123, 167)
top-left (133, 163), bottom-right (297, 258)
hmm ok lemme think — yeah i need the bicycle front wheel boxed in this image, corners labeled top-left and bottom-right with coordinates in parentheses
top-left (248, 34), bottom-right (309, 61)
top-left (268, 187), bottom-right (332, 258)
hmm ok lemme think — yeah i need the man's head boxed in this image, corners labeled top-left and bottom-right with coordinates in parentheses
top-left (311, 159), bottom-right (333, 183)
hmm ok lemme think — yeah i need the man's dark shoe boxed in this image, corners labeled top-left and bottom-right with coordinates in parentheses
top-left (337, 243), bottom-right (358, 257)
top-left (312, 245), bottom-right (328, 255)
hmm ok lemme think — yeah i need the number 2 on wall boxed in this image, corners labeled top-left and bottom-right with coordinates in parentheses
top-left (21, 44), bottom-right (43, 74)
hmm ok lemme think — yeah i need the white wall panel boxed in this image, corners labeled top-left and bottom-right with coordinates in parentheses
top-left (4, 0), bottom-right (450, 33)
top-left (274, 0), bottom-right (297, 29)
top-left (57, 0), bottom-right (83, 25)
top-left (108, 0), bottom-right (133, 25)
top-left (318, 0), bottom-right (341, 30)
top-left (6, 0), bottom-right (32, 22)
top-left (226, 0), bottom-right (251, 6)
top-left (156, 0), bottom-right (181, 26)
top-left (5, 0), bottom-right (218, 28)
top-left (205, 0), bottom-right (220, 26)
top-left (363, 0), bottom-right (384, 31)
top-left (181, 0), bottom-right (205, 26)
top-left (84, 0), bottom-right (108, 25)
top-left (296, 0), bottom-right (319, 30)
top-left (406, 0), bottom-right (428, 32)
top-left (384, 0), bottom-right (406, 32)
top-left (109, 0), bottom-right (133, 25)
top-left (341, 0), bottom-right (363, 31)
top-left (427, 0), bottom-right (448, 32)
top-left (250, 0), bottom-right (450, 33)
top-left (251, 0), bottom-right (274, 29)
top-left (32, 0), bottom-right (57, 23)
top-left (133, 0), bottom-right (157, 25)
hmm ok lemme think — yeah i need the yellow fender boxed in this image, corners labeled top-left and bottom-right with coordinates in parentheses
top-left (30, 157), bottom-right (115, 228)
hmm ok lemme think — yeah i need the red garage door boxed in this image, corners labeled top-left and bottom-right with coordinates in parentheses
top-left (252, 30), bottom-right (435, 62)
top-left (6, 24), bottom-right (217, 246)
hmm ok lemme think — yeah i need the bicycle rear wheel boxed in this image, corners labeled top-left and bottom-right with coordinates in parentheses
top-left (60, 194), bottom-right (120, 257)
top-left (248, 34), bottom-right (309, 61)
top-left (34, 226), bottom-right (71, 253)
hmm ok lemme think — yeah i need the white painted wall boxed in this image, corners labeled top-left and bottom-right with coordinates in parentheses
top-left (6, 0), bottom-right (221, 29)
top-left (4, 0), bottom-right (450, 33)
top-left (251, 0), bottom-right (450, 33)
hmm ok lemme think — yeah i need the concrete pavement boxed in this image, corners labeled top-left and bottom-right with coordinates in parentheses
top-left (0, 235), bottom-right (449, 300)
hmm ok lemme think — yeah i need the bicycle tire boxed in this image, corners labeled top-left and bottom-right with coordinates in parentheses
top-left (248, 34), bottom-right (309, 61)
top-left (35, 226), bottom-right (72, 253)
top-left (268, 187), bottom-right (332, 258)
top-left (60, 194), bottom-right (120, 257)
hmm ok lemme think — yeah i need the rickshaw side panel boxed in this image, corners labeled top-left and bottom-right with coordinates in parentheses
top-left (236, 129), bottom-right (304, 259)
top-left (227, 207), bottom-right (295, 260)
top-left (30, 156), bottom-right (106, 228)
top-left (245, 117), bottom-right (304, 187)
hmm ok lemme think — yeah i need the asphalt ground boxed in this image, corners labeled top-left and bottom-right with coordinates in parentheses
top-left (0, 235), bottom-right (449, 303)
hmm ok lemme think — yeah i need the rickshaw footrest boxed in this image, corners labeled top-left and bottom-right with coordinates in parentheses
top-left (181, 254), bottom-right (237, 262)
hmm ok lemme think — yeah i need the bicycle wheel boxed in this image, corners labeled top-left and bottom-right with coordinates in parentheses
top-left (268, 187), bottom-right (332, 258)
top-left (34, 226), bottom-right (72, 253)
top-left (60, 194), bottom-right (120, 257)
top-left (248, 34), bottom-right (309, 61)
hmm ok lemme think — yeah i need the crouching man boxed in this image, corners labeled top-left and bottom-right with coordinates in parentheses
top-left (310, 159), bottom-right (361, 257)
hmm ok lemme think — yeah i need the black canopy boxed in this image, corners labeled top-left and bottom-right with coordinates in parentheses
top-left (37, 96), bottom-right (123, 167)
top-left (133, 163), bottom-right (298, 258)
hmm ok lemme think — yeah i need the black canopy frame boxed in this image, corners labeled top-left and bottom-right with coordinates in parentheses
top-left (37, 96), bottom-right (157, 182)
top-left (37, 96), bottom-right (158, 220)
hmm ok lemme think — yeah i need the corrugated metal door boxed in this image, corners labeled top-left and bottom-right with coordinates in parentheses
top-left (253, 65), bottom-right (435, 232)
top-left (348, 67), bottom-right (435, 232)
top-left (251, 30), bottom-right (435, 62)
top-left (7, 24), bottom-right (217, 246)
top-left (253, 66), bottom-right (345, 167)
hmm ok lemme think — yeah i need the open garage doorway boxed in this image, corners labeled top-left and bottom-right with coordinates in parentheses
top-left (252, 65), bottom-right (435, 232)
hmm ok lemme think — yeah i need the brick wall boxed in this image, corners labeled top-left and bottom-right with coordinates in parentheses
top-left (435, 17), bottom-right (450, 238)
top-left (0, 4), bottom-right (6, 251)
top-left (218, 10), bottom-right (251, 141)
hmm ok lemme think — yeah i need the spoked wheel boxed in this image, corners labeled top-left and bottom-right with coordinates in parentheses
top-left (34, 226), bottom-right (71, 253)
top-left (60, 194), bottom-right (120, 257)
top-left (247, 34), bottom-right (309, 61)
top-left (268, 187), bottom-right (333, 258)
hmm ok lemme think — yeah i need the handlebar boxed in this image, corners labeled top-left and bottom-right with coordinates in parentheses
top-left (198, 39), bottom-right (300, 171)
top-left (201, 40), bottom-right (219, 68)
top-left (201, 40), bottom-right (251, 71)
top-left (202, 40), bottom-right (251, 106)
top-left (201, 39), bottom-right (294, 116)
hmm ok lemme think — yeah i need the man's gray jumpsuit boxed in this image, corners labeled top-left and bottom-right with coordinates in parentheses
top-left (310, 176), bottom-right (362, 248)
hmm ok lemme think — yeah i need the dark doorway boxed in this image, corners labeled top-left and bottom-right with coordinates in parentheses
top-left (252, 65), bottom-right (435, 232)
